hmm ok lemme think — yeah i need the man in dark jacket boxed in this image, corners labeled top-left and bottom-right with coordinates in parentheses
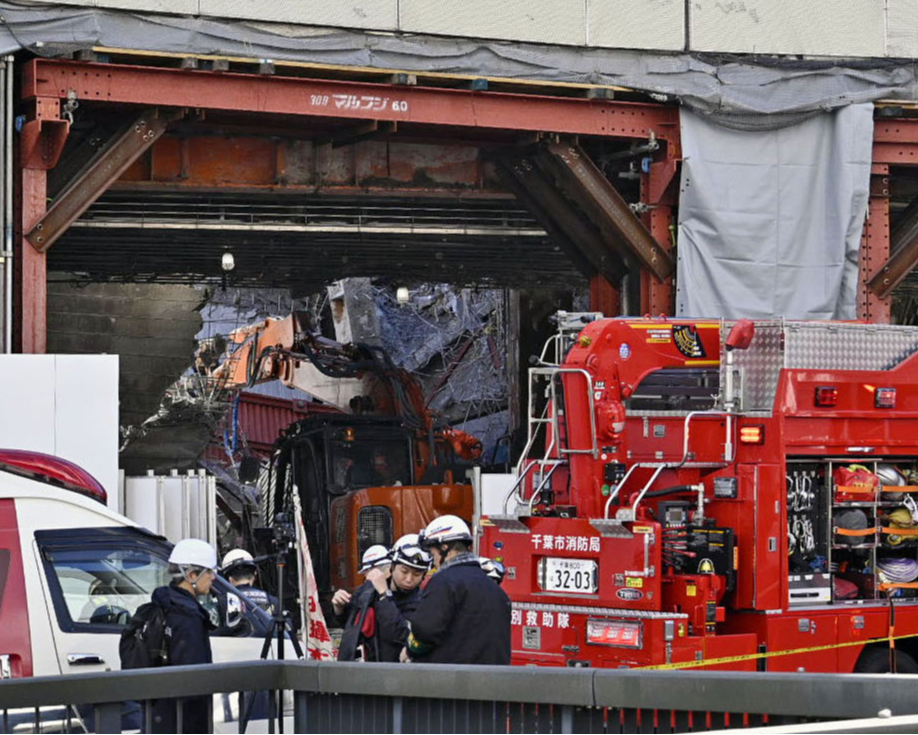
top-left (333, 544), bottom-right (391, 661)
top-left (150, 538), bottom-right (218, 734)
top-left (404, 515), bottom-right (511, 665)
top-left (371, 534), bottom-right (429, 661)
top-left (335, 537), bottom-right (429, 661)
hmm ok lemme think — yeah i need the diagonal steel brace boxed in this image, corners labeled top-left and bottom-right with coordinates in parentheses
top-left (869, 192), bottom-right (918, 300)
top-left (494, 152), bottom-right (625, 281)
top-left (538, 141), bottom-right (674, 282)
top-left (26, 107), bottom-right (183, 253)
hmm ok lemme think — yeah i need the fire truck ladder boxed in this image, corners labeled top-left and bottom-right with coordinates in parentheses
top-left (500, 366), bottom-right (598, 517)
top-left (495, 312), bottom-right (603, 526)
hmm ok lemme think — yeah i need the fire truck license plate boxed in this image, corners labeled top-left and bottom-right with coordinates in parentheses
top-left (540, 558), bottom-right (598, 594)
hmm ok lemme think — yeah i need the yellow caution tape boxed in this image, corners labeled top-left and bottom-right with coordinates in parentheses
top-left (639, 632), bottom-right (918, 671)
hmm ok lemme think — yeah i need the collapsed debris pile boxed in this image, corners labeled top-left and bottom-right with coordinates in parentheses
top-left (121, 280), bottom-right (511, 475)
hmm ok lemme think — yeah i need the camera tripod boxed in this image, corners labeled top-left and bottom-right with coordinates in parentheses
top-left (239, 547), bottom-right (304, 735)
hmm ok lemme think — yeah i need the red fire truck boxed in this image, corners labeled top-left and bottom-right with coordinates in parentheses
top-left (482, 313), bottom-right (918, 672)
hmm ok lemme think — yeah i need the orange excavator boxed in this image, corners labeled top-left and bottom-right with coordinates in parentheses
top-left (210, 312), bottom-right (481, 609)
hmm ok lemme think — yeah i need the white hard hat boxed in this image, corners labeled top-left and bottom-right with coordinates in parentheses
top-left (221, 548), bottom-right (256, 574)
top-left (391, 534), bottom-right (431, 571)
top-left (169, 538), bottom-right (218, 570)
top-left (359, 544), bottom-right (391, 574)
top-left (393, 533), bottom-right (421, 549)
top-left (419, 515), bottom-right (472, 547)
top-left (478, 556), bottom-right (506, 583)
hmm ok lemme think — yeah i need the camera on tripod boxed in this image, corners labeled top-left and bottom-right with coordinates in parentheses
top-left (272, 512), bottom-right (296, 551)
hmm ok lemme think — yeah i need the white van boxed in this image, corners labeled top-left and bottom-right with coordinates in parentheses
top-left (0, 450), bottom-right (278, 730)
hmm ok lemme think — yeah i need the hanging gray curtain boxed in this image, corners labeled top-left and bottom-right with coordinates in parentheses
top-left (676, 104), bottom-right (873, 319)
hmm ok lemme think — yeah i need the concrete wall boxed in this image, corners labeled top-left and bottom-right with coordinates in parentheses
top-left (25, 0), bottom-right (918, 58)
top-left (47, 281), bottom-right (202, 430)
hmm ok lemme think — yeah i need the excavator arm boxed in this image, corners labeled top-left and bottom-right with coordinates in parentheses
top-left (207, 312), bottom-right (432, 432)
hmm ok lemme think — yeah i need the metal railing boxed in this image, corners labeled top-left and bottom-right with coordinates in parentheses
top-left (1, 661), bottom-right (918, 734)
top-left (0, 661), bottom-right (918, 733)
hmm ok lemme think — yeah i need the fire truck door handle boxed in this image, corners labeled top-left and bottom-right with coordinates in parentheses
top-left (0, 654), bottom-right (10, 679)
top-left (67, 653), bottom-right (105, 666)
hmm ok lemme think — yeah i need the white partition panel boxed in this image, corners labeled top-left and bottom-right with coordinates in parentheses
top-left (887, 0), bottom-right (918, 58)
top-left (480, 473), bottom-right (518, 516)
top-left (0, 355), bottom-right (119, 510)
top-left (588, 0), bottom-right (684, 51)
top-left (124, 474), bottom-right (164, 533)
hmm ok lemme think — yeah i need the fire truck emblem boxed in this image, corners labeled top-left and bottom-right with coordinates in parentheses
top-left (616, 588), bottom-right (644, 601)
top-left (672, 325), bottom-right (706, 358)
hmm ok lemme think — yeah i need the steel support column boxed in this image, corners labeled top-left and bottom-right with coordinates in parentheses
top-left (17, 94), bottom-right (69, 353)
top-left (20, 97), bottom-right (69, 171)
top-left (860, 168), bottom-right (891, 323)
top-left (868, 176), bottom-right (918, 301)
top-left (638, 137), bottom-right (678, 316)
top-left (640, 206), bottom-right (675, 316)
top-left (18, 167), bottom-right (47, 353)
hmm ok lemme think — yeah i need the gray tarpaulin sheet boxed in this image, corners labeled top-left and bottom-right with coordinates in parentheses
top-left (675, 104), bottom-right (873, 320)
top-left (1, 3), bottom-right (918, 129)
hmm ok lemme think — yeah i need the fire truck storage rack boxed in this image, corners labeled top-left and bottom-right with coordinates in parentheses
top-left (787, 459), bottom-right (918, 606)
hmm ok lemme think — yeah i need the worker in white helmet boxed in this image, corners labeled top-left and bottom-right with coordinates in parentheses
top-left (361, 534), bottom-right (431, 662)
top-left (401, 515), bottom-right (511, 665)
top-left (331, 544), bottom-right (390, 617)
top-left (333, 544), bottom-right (396, 661)
top-left (150, 538), bottom-right (219, 733)
top-left (221, 548), bottom-right (277, 615)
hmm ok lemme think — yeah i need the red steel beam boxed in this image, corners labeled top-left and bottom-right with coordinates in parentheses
top-left (640, 206), bottom-right (674, 316)
top-left (22, 59), bottom-right (680, 143)
top-left (119, 134), bottom-right (494, 191)
top-left (860, 171), bottom-right (892, 323)
top-left (18, 169), bottom-right (47, 353)
top-left (874, 119), bottom-right (918, 164)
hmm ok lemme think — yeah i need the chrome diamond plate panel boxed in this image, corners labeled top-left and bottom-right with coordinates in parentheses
top-left (726, 322), bottom-right (785, 414)
top-left (722, 321), bottom-right (918, 414)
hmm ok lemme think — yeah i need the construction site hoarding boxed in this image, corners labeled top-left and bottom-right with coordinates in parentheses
top-left (16, 0), bottom-right (913, 58)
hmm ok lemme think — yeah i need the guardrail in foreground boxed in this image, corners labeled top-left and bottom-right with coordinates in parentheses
top-left (0, 661), bottom-right (917, 733)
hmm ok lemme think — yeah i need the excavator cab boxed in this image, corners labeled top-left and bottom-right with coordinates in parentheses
top-left (330, 427), bottom-right (413, 491)
top-left (262, 416), bottom-right (413, 602)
